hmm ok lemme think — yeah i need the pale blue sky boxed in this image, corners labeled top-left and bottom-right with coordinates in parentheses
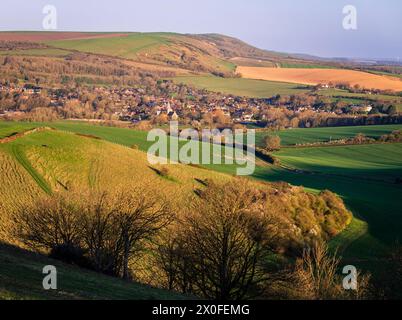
top-left (1, 0), bottom-right (401, 59)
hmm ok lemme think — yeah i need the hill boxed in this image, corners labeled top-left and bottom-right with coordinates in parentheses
top-left (0, 121), bottom-right (355, 298)
top-left (0, 31), bottom-right (342, 76)
top-left (0, 243), bottom-right (186, 300)
top-left (2, 31), bottom-right (400, 94)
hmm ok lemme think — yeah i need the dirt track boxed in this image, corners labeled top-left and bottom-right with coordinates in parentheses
top-left (238, 66), bottom-right (402, 91)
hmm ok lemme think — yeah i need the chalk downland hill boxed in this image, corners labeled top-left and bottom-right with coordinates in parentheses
top-left (0, 123), bottom-right (353, 298)
top-left (1, 31), bottom-right (401, 92)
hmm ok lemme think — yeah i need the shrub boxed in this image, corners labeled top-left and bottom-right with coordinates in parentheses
top-left (263, 135), bottom-right (281, 151)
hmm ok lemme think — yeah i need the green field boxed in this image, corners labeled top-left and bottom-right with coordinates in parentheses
top-left (46, 33), bottom-right (170, 59)
top-left (318, 88), bottom-right (402, 110)
top-left (255, 124), bottom-right (402, 147)
top-left (252, 142), bottom-right (402, 265)
top-left (171, 76), bottom-right (311, 98)
top-left (0, 122), bottom-right (40, 139)
top-left (276, 143), bottom-right (402, 183)
top-left (279, 63), bottom-right (335, 69)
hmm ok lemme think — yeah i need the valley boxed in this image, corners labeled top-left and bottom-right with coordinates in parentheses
top-left (0, 28), bottom-right (401, 300)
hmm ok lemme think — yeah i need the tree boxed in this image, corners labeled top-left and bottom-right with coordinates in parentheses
top-left (292, 241), bottom-right (371, 300)
top-left (387, 105), bottom-right (398, 115)
top-left (157, 180), bottom-right (271, 300)
top-left (263, 135), bottom-right (281, 152)
top-left (113, 190), bottom-right (173, 279)
top-left (12, 194), bottom-right (84, 252)
top-left (13, 188), bottom-right (173, 279)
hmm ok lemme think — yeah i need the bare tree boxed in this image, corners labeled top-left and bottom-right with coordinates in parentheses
top-left (12, 194), bottom-right (84, 251)
top-left (13, 188), bottom-right (173, 279)
top-left (113, 190), bottom-right (173, 279)
top-left (157, 180), bottom-right (271, 300)
top-left (292, 241), bottom-right (341, 299)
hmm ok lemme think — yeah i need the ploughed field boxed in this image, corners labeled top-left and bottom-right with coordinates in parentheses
top-left (237, 66), bottom-right (402, 92)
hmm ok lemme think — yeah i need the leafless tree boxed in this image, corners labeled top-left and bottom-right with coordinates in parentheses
top-left (12, 194), bottom-right (84, 251)
top-left (156, 180), bottom-right (272, 300)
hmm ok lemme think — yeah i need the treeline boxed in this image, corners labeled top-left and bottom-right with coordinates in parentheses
top-left (0, 54), bottom-right (175, 88)
top-left (9, 179), bottom-right (360, 300)
top-left (260, 111), bottom-right (402, 130)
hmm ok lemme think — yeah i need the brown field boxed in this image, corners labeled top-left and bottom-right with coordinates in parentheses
top-left (237, 66), bottom-right (402, 91)
top-left (0, 32), bottom-right (128, 42)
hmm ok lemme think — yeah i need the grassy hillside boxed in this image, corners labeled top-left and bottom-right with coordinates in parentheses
top-left (45, 33), bottom-right (236, 74)
top-left (47, 33), bottom-right (169, 58)
top-left (2, 121), bottom-right (401, 267)
top-left (0, 243), bottom-right (186, 300)
top-left (0, 32), bottom-right (345, 76)
top-left (171, 76), bottom-right (311, 98)
top-left (0, 120), bottom-right (357, 298)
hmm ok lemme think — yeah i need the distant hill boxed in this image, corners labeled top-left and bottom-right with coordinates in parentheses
top-left (0, 31), bottom-right (344, 75)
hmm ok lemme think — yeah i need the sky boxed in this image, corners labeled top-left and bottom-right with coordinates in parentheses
top-left (1, 0), bottom-right (401, 59)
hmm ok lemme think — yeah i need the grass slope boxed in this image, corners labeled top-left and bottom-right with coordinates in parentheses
top-left (1, 121), bottom-right (401, 267)
top-left (0, 243), bottom-right (186, 300)
top-left (47, 33), bottom-right (169, 59)
top-left (46, 33), bottom-right (235, 74)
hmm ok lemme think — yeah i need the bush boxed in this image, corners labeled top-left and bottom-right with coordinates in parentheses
top-left (49, 244), bottom-right (92, 269)
top-left (263, 135), bottom-right (281, 151)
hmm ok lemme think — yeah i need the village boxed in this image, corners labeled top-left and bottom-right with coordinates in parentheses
top-left (0, 80), bottom-right (389, 130)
